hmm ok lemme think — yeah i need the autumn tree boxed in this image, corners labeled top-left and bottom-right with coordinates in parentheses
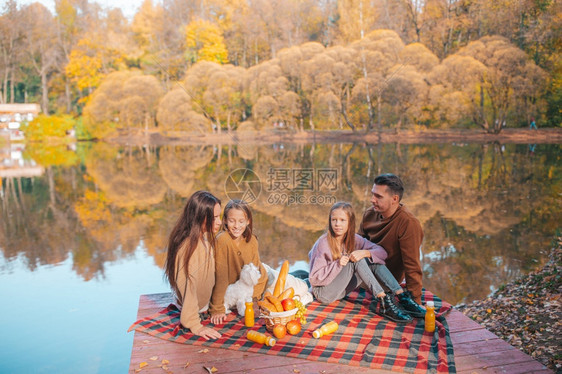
top-left (350, 30), bottom-right (406, 131)
top-left (185, 19), bottom-right (229, 64)
top-left (65, 40), bottom-right (104, 102)
top-left (54, 0), bottom-right (82, 112)
top-left (457, 36), bottom-right (547, 133)
top-left (246, 60), bottom-right (300, 130)
top-left (156, 88), bottom-right (212, 133)
top-left (21, 3), bottom-right (60, 114)
top-left (317, 45), bottom-right (359, 130)
top-left (337, 0), bottom-right (378, 43)
top-left (427, 54), bottom-right (486, 127)
top-left (278, 42), bottom-right (324, 130)
top-left (132, 0), bottom-right (186, 86)
top-left (83, 70), bottom-right (164, 138)
top-left (203, 64), bottom-right (246, 131)
top-left (0, 0), bottom-right (25, 104)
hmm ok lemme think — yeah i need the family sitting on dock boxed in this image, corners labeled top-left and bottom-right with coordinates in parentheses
top-left (164, 173), bottom-right (426, 340)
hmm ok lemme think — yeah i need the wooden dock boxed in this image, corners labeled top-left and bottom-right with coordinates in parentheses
top-left (129, 293), bottom-right (552, 373)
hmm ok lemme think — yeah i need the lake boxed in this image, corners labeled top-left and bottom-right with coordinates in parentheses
top-left (1, 140), bottom-right (560, 373)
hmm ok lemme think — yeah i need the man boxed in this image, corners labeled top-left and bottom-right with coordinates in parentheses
top-left (358, 173), bottom-right (426, 317)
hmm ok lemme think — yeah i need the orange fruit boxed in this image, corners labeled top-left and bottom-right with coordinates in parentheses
top-left (286, 320), bottom-right (302, 335)
top-left (272, 323), bottom-right (286, 339)
top-left (281, 298), bottom-right (296, 311)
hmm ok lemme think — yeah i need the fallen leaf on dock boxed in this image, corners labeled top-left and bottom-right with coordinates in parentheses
top-left (161, 359), bottom-right (169, 365)
top-left (198, 348), bottom-right (209, 353)
top-left (143, 340), bottom-right (150, 344)
top-left (149, 356), bottom-right (158, 361)
top-left (139, 362), bottom-right (148, 368)
top-left (183, 362), bottom-right (190, 368)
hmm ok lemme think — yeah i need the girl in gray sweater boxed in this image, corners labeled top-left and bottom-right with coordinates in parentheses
top-left (308, 202), bottom-right (420, 323)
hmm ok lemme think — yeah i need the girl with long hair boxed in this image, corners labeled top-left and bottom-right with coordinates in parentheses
top-left (164, 191), bottom-right (222, 340)
top-left (209, 200), bottom-right (268, 324)
top-left (308, 202), bottom-right (419, 323)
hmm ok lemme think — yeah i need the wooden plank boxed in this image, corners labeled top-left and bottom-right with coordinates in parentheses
top-left (457, 362), bottom-right (551, 374)
top-left (446, 309), bottom-right (486, 333)
top-left (450, 327), bottom-right (499, 344)
top-left (452, 338), bottom-right (511, 357)
top-left (454, 348), bottom-right (549, 372)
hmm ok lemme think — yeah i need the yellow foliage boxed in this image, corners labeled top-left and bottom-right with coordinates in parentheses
top-left (74, 190), bottom-right (113, 227)
top-left (22, 114), bottom-right (76, 141)
top-left (23, 144), bottom-right (79, 167)
top-left (66, 48), bottom-right (104, 91)
top-left (185, 19), bottom-right (229, 64)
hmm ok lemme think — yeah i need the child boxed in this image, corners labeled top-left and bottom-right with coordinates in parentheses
top-left (209, 200), bottom-right (268, 324)
top-left (309, 202), bottom-right (422, 323)
top-left (164, 191), bottom-right (223, 340)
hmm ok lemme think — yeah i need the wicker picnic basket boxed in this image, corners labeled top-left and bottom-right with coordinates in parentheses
top-left (259, 307), bottom-right (298, 332)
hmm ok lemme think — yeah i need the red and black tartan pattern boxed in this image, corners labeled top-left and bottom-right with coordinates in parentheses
top-left (128, 289), bottom-right (456, 373)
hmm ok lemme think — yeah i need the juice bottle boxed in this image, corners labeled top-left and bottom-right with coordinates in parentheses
top-left (425, 301), bottom-right (435, 333)
top-left (312, 321), bottom-right (339, 338)
top-left (244, 299), bottom-right (255, 327)
top-left (247, 330), bottom-right (276, 346)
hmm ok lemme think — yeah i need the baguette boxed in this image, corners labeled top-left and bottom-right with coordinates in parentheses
top-left (278, 287), bottom-right (294, 301)
top-left (258, 300), bottom-right (277, 313)
top-left (273, 260), bottom-right (290, 297)
top-left (265, 295), bottom-right (284, 312)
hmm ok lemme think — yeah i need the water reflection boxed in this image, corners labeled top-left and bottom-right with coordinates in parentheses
top-left (1, 142), bottom-right (560, 304)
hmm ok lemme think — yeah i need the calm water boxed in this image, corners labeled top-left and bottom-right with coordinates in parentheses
top-left (1, 141), bottom-right (560, 373)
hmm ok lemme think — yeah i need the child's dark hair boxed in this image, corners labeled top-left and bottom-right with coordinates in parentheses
top-left (222, 199), bottom-right (253, 243)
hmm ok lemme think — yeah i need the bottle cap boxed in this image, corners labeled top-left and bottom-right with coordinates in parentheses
top-left (312, 330), bottom-right (321, 338)
top-left (246, 298), bottom-right (253, 303)
top-left (426, 301), bottom-right (434, 308)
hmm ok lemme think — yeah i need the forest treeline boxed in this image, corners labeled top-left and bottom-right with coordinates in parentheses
top-left (1, 0), bottom-right (560, 137)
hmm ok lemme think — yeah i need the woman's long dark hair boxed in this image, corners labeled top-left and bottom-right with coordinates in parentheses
top-left (327, 202), bottom-right (356, 260)
top-left (164, 191), bottom-right (221, 299)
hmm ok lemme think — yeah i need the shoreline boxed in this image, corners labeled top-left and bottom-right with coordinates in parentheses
top-left (456, 237), bottom-right (561, 372)
top-left (107, 128), bottom-right (562, 146)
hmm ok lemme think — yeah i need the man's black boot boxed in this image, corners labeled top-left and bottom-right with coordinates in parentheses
top-left (398, 290), bottom-right (426, 318)
top-left (376, 294), bottom-right (413, 323)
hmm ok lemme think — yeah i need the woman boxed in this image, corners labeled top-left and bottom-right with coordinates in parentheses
top-left (164, 191), bottom-right (222, 340)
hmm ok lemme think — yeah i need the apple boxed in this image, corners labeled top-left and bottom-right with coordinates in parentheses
top-left (286, 320), bottom-right (302, 335)
top-left (281, 298), bottom-right (296, 311)
top-left (272, 323), bottom-right (286, 339)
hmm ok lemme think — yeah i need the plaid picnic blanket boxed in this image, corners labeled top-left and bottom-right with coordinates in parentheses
top-left (128, 289), bottom-right (456, 373)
